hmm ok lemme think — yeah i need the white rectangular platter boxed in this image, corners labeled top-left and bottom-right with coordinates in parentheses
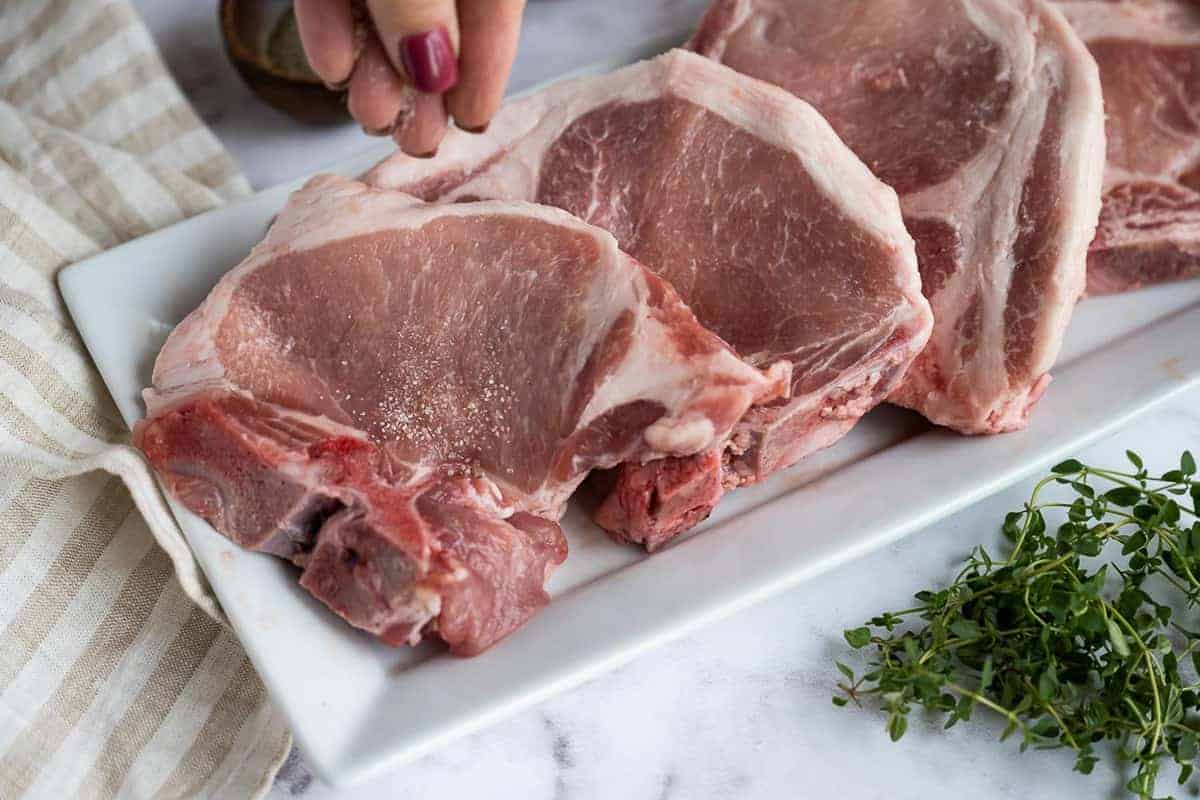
top-left (59, 38), bottom-right (1200, 788)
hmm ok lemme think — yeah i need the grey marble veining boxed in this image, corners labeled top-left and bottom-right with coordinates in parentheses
top-left (129, 3), bottom-right (1200, 798)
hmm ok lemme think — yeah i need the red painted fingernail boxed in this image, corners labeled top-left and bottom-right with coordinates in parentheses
top-left (400, 27), bottom-right (458, 94)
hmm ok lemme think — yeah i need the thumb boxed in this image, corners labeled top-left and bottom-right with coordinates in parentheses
top-left (365, 0), bottom-right (461, 95)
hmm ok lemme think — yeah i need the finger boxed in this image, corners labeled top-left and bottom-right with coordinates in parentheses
top-left (394, 90), bottom-right (449, 156)
top-left (366, 0), bottom-right (461, 94)
top-left (347, 34), bottom-right (410, 135)
top-left (294, 0), bottom-right (359, 87)
top-left (447, 0), bottom-right (524, 131)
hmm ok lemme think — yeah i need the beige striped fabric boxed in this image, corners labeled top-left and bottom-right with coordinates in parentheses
top-left (0, 1), bottom-right (291, 798)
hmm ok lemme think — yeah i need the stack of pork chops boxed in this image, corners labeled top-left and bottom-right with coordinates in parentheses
top-left (136, 0), bottom-right (1200, 655)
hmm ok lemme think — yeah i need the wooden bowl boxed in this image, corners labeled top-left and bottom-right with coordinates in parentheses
top-left (219, 0), bottom-right (350, 124)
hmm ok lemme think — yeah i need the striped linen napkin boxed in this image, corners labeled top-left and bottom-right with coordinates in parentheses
top-left (0, 0), bottom-right (291, 797)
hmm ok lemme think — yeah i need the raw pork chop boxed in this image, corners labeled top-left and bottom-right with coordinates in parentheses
top-left (690, 0), bottom-right (1107, 433)
top-left (134, 174), bottom-right (781, 654)
top-left (1057, 0), bottom-right (1200, 294)
top-left (366, 49), bottom-right (931, 550)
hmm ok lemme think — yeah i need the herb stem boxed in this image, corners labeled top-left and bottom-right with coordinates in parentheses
top-left (1109, 605), bottom-right (1165, 755)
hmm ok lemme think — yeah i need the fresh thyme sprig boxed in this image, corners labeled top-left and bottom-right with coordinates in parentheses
top-left (835, 450), bottom-right (1200, 799)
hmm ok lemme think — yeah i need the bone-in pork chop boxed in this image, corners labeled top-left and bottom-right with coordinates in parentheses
top-left (366, 49), bottom-right (931, 550)
top-left (134, 174), bottom-right (780, 654)
top-left (1057, 0), bottom-right (1200, 295)
top-left (689, 0), bottom-right (1106, 433)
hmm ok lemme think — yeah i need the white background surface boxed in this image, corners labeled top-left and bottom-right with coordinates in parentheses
top-left (129, 2), bottom-right (1200, 797)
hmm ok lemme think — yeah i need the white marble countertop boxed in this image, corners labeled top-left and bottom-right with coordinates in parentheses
top-left (131, 2), bottom-right (1200, 798)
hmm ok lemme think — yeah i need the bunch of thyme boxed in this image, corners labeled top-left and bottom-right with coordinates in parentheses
top-left (835, 451), bottom-right (1200, 798)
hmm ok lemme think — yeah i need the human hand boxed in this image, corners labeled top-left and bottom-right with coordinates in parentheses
top-left (294, 0), bottom-right (525, 156)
